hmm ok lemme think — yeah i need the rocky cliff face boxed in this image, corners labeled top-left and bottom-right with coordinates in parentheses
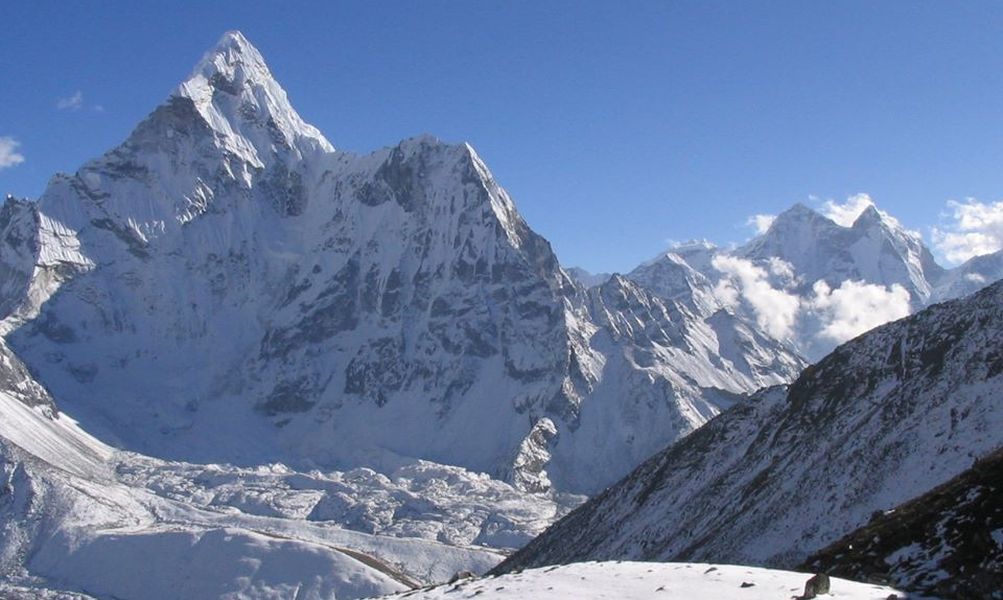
top-left (0, 31), bottom-right (804, 495)
top-left (495, 279), bottom-right (1003, 571)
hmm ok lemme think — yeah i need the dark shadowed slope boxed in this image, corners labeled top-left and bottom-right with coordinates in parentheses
top-left (803, 446), bottom-right (1003, 599)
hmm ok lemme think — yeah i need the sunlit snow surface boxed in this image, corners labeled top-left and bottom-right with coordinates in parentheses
top-left (373, 561), bottom-right (905, 600)
top-left (0, 388), bottom-right (579, 599)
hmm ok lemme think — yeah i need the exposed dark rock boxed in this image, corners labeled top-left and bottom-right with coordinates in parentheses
top-left (801, 573), bottom-right (829, 598)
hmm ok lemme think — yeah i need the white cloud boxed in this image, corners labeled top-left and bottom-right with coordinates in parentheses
top-left (807, 280), bottom-right (911, 344)
top-left (816, 193), bottom-right (917, 238)
top-left (0, 137), bottom-right (25, 169)
top-left (57, 91), bottom-right (84, 111)
top-left (746, 213), bottom-right (775, 235)
top-left (819, 193), bottom-right (875, 227)
top-left (766, 257), bottom-right (795, 281)
top-left (711, 255), bottom-right (801, 340)
top-left (931, 199), bottom-right (1003, 264)
top-left (710, 252), bottom-right (912, 347)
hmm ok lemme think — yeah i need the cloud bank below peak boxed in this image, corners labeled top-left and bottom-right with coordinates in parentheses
top-left (712, 254), bottom-right (913, 350)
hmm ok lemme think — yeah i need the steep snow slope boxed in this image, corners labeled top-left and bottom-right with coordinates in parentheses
top-left (540, 276), bottom-right (804, 491)
top-left (373, 561), bottom-right (904, 599)
top-left (496, 280), bottom-right (1003, 572)
top-left (803, 446), bottom-right (1003, 599)
top-left (0, 31), bottom-right (803, 495)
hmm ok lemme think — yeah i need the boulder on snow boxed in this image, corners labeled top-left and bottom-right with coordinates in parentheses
top-left (448, 570), bottom-right (476, 584)
top-left (802, 573), bottom-right (831, 598)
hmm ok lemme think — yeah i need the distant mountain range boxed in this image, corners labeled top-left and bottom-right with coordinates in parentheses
top-left (574, 201), bottom-right (1003, 360)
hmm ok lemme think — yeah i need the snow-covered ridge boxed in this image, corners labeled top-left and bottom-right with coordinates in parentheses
top-left (498, 279), bottom-right (1003, 572)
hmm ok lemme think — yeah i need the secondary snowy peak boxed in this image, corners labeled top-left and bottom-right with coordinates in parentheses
top-left (627, 250), bottom-right (721, 317)
top-left (175, 30), bottom-right (333, 165)
top-left (932, 247), bottom-right (1003, 303)
top-left (622, 200), bottom-right (983, 360)
top-left (565, 267), bottom-right (611, 289)
top-left (740, 201), bottom-right (941, 304)
top-left (498, 279), bottom-right (1003, 571)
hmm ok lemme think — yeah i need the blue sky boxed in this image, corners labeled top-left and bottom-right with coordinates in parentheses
top-left (4, 1), bottom-right (1003, 272)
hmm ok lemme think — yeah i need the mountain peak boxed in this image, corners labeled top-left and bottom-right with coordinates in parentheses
top-left (777, 202), bottom-right (821, 221)
top-left (757, 203), bottom-right (834, 238)
top-left (851, 204), bottom-right (883, 228)
top-left (178, 30), bottom-right (272, 101)
top-left (173, 31), bottom-right (333, 165)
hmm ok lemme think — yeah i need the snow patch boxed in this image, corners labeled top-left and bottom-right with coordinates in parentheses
top-left (386, 561), bottom-right (904, 600)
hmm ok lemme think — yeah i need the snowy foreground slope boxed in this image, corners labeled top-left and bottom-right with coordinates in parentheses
top-left (0, 30), bottom-right (803, 497)
top-left (497, 280), bottom-right (1003, 573)
top-left (372, 562), bottom-right (904, 600)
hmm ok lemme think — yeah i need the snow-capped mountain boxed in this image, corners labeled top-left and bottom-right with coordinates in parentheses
top-left (739, 202), bottom-right (944, 304)
top-left (803, 446), bottom-right (1003, 599)
top-left (627, 245), bottom-right (724, 318)
top-left (931, 247), bottom-right (1003, 303)
top-left (627, 201), bottom-right (1003, 360)
top-left (495, 279), bottom-right (1003, 572)
top-left (0, 31), bottom-right (803, 501)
